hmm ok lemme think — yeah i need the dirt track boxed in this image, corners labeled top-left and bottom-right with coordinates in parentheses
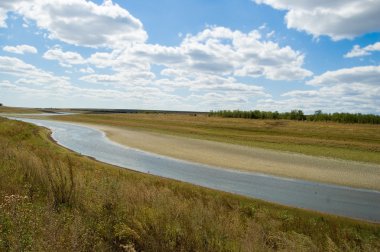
top-left (79, 123), bottom-right (380, 191)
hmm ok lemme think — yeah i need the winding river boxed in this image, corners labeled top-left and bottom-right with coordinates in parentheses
top-left (10, 117), bottom-right (380, 222)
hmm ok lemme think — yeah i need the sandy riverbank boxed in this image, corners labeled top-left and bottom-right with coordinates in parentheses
top-left (77, 123), bottom-right (380, 190)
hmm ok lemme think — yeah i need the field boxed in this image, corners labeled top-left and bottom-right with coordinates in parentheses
top-left (53, 113), bottom-right (380, 164)
top-left (0, 106), bottom-right (41, 114)
top-left (1, 117), bottom-right (380, 251)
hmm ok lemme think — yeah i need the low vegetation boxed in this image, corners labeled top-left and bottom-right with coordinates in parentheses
top-left (209, 110), bottom-right (380, 124)
top-left (1, 117), bottom-right (380, 251)
top-left (0, 106), bottom-right (41, 114)
top-left (53, 113), bottom-right (380, 164)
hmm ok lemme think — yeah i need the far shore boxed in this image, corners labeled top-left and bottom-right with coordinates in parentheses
top-left (75, 122), bottom-right (380, 191)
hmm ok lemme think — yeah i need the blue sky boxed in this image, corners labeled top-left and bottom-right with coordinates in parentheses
top-left (0, 0), bottom-right (379, 113)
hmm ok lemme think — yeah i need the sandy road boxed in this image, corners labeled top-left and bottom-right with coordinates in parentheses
top-left (78, 123), bottom-right (380, 191)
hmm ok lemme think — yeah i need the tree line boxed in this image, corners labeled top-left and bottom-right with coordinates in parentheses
top-left (208, 110), bottom-right (380, 124)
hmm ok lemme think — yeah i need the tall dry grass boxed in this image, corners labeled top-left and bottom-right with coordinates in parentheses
top-left (0, 117), bottom-right (379, 251)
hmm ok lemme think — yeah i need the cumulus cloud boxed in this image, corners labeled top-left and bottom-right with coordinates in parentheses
top-left (255, 65), bottom-right (380, 114)
top-left (0, 56), bottom-right (71, 88)
top-left (344, 42), bottom-right (380, 58)
top-left (0, 0), bottom-right (147, 48)
top-left (80, 71), bottom-right (155, 87)
top-left (0, 9), bottom-right (7, 27)
top-left (93, 26), bottom-right (312, 81)
top-left (157, 70), bottom-right (268, 95)
top-left (177, 27), bottom-right (311, 80)
top-left (255, 0), bottom-right (380, 40)
top-left (185, 92), bottom-right (252, 110)
top-left (79, 26), bottom-right (309, 109)
top-left (78, 25), bottom-right (311, 109)
top-left (1, 0), bottom-right (312, 110)
top-left (0, 55), bottom-right (185, 109)
top-left (3, 44), bottom-right (37, 54)
top-left (307, 65), bottom-right (380, 86)
top-left (0, 0), bottom-right (24, 27)
top-left (79, 67), bottom-right (95, 74)
top-left (43, 47), bottom-right (86, 67)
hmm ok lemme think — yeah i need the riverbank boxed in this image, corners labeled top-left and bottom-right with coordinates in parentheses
top-left (52, 113), bottom-right (380, 165)
top-left (66, 122), bottom-right (380, 191)
top-left (1, 117), bottom-right (380, 251)
top-left (6, 111), bottom-right (380, 189)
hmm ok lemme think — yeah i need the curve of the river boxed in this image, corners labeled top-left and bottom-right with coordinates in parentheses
top-left (10, 117), bottom-right (380, 222)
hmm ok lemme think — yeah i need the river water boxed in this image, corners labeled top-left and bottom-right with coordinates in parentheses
top-left (10, 117), bottom-right (380, 222)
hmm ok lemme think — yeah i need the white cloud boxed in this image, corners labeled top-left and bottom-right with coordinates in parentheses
top-left (107, 26), bottom-right (312, 81)
top-left (80, 70), bottom-right (155, 87)
top-left (0, 56), bottom-right (71, 88)
top-left (266, 30), bottom-right (275, 38)
top-left (79, 67), bottom-right (94, 74)
top-left (0, 0), bottom-right (147, 48)
top-left (307, 65), bottom-right (380, 86)
top-left (344, 42), bottom-right (380, 58)
top-left (0, 0), bottom-right (25, 27)
top-left (255, 0), bottom-right (380, 40)
top-left (255, 65), bottom-right (380, 114)
top-left (3, 44), bottom-right (37, 54)
top-left (0, 9), bottom-right (8, 27)
top-left (79, 26), bottom-right (308, 109)
top-left (185, 27), bottom-right (312, 80)
top-left (157, 70), bottom-right (268, 95)
top-left (185, 92), bottom-right (251, 110)
top-left (43, 47), bottom-right (85, 67)
top-left (2, 2), bottom-right (343, 111)
top-left (88, 49), bottom-right (150, 72)
top-left (0, 56), bottom-right (184, 109)
top-left (81, 25), bottom-right (310, 109)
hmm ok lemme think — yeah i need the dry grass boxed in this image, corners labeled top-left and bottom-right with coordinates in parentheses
top-left (0, 106), bottom-right (41, 114)
top-left (53, 113), bottom-right (380, 164)
top-left (1, 117), bottom-right (380, 251)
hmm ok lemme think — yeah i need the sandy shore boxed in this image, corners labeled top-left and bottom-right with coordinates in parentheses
top-left (73, 123), bottom-right (380, 191)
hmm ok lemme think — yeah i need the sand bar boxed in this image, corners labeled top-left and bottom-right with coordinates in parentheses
top-left (78, 123), bottom-right (380, 191)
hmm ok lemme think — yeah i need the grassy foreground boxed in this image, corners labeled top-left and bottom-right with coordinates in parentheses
top-left (54, 113), bottom-right (380, 164)
top-left (1, 118), bottom-right (380, 251)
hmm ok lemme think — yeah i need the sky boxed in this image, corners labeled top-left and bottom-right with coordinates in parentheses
top-left (0, 0), bottom-right (379, 113)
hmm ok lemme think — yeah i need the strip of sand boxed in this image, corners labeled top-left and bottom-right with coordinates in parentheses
top-left (74, 123), bottom-right (380, 191)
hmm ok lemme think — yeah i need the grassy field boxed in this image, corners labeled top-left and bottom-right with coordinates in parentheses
top-left (53, 113), bottom-right (380, 164)
top-left (0, 106), bottom-right (41, 114)
top-left (1, 117), bottom-right (380, 251)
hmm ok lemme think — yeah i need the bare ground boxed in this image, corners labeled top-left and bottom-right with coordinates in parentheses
top-left (80, 123), bottom-right (380, 191)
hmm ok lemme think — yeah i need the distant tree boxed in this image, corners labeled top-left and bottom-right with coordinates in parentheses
top-left (0, 103), bottom-right (2, 106)
top-left (208, 109), bottom-right (380, 124)
top-left (290, 110), bottom-right (305, 121)
top-left (273, 111), bottom-right (280, 120)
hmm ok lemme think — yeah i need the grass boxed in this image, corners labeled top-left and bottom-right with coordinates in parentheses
top-left (0, 106), bottom-right (41, 114)
top-left (0, 117), bottom-right (380, 251)
top-left (53, 113), bottom-right (380, 164)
